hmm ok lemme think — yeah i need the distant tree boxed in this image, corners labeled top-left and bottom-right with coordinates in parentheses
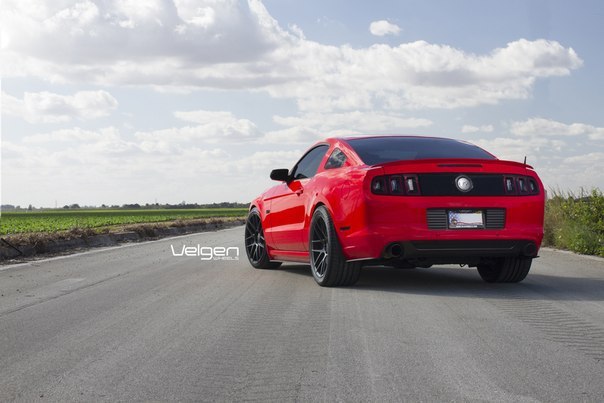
top-left (63, 205), bottom-right (70, 209)
top-left (27, 204), bottom-right (33, 211)
top-left (70, 203), bottom-right (80, 209)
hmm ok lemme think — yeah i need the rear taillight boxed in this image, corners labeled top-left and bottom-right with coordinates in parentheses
top-left (372, 174), bottom-right (421, 195)
top-left (502, 175), bottom-right (540, 195)
top-left (370, 176), bottom-right (387, 194)
top-left (404, 175), bottom-right (420, 195)
top-left (388, 175), bottom-right (403, 194)
top-left (504, 177), bottom-right (516, 194)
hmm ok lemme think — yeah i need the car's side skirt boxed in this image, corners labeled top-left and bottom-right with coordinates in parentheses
top-left (268, 249), bottom-right (310, 263)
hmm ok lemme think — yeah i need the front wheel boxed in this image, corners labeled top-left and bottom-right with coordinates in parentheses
top-left (477, 257), bottom-right (532, 283)
top-left (244, 208), bottom-right (282, 270)
top-left (310, 206), bottom-right (361, 287)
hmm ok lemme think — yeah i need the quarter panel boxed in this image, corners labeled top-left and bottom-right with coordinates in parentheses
top-left (300, 166), bottom-right (371, 258)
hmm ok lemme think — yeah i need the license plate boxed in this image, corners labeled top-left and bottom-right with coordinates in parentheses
top-left (448, 210), bottom-right (484, 229)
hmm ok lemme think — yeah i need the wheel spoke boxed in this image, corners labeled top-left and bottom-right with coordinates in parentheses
top-left (318, 256), bottom-right (327, 275)
top-left (312, 224), bottom-right (319, 238)
top-left (316, 252), bottom-right (327, 275)
top-left (317, 219), bottom-right (327, 239)
top-left (255, 243), bottom-right (260, 260)
top-left (251, 222), bottom-right (259, 234)
top-left (317, 252), bottom-right (326, 266)
top-left (245, 220), bottom-right (256, 233)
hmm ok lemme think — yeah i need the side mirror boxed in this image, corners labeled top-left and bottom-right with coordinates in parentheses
top-left (270, 168), bottom-right (290, 182)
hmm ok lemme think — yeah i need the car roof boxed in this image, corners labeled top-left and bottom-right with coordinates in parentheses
top-left (335, 135), bottom-right (458, 142)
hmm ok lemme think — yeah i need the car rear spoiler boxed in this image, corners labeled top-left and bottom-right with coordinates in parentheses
top-left (373, 158), bottom-right (534, 170)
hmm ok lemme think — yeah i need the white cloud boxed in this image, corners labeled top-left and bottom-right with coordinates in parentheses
top-left (263, 126), bottom-right (323, 144)
top-left (369, 20), bottom-right (401, 36)
top-left (2, 90), bottom-right (118, 123)
top-left (133, 109), bottom-right (262, 143)
top-left (174, 0), bottom-right (216, 29)
top-left (461, 124), bottom-right (494, 133)
top-left (261, 111), bottom-right (431, 144)
top-left (1, 91), bottom-right (24, 118)
top-left (1, 0), bottom-right (279, 80)
top-left (134, 124), bottom-right (259, 144)
top-left (511, 118), bottom-right (604, 140)
top-left (273, 111), bottom-right (432, 132)
top-left (473, 136), bottom-right (566, 163)
top-left (232, 150), bottom-right (301, 174)
top-left (175, 109), bottom-right (241, 124)
top-left (495, 118), bottom-right (604, 191)
top-left (548, 152), bottom-right (604, 192)
top-left (114, 0), bottom-right (169, 29)
top-left (1, 1), bottom-right (583, 110)
top-left (268, 38), bottom-right (583, 111)
top-left (2, 123), bottom-right (303, 205)
top-left (43, 1), bottom-right (100, 33)
top-left (23, 127), bottom-right (117, 143)
top-left (563, 152), bottom-right (604, 166)
top-left (127, 110), bottom-right (262, 155)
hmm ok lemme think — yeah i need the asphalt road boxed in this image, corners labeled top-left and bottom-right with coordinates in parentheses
top-left (1, 226), bottom-right (603, 401)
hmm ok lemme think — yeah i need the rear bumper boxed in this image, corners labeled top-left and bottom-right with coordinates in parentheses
top-left (344, 233), bottom-right (540, 263)
top-left (337, 195), bottom-right (544, 262)
top-left (400, 239), bottom-right (537, 257)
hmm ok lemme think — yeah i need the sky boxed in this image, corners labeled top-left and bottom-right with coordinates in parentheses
top-left (1, 0), bottom-right (603, 207)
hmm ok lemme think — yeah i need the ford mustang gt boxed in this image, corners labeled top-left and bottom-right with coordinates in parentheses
top-left (245, 136), bottom-right (545, 287)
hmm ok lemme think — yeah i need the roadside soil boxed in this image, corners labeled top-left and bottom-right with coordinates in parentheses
top-left (0, 217), bottom-right (245, 264)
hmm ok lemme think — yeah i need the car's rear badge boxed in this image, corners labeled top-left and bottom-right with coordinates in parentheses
top-left (455, 175), bottom-right (473, 192)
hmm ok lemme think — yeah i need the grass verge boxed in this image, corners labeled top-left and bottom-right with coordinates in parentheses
top-left (544, 188), bottom-right (604, 257)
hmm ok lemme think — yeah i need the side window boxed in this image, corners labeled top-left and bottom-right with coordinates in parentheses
top-left (291, 145), bottom-right (329, 179)
top-left (324, 148), bottom-right (347, 169)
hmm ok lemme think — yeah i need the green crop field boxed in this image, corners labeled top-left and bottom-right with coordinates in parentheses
top-left (0, 208), bottom-right (247, 236)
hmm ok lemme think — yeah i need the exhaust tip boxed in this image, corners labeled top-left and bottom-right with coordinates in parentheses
top-left (523, 242), bottom-right (537, 257)
top-left (384, 243), bottom-right (403, 259)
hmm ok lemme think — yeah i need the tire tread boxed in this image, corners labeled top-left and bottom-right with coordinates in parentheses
top-left (477, 257), bottom-right (532, 283)
top-left (311, 206), bottom-right (361, 287)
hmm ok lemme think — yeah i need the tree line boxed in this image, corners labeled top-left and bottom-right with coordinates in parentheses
top-left (1, 202), bottom-right (249, 211)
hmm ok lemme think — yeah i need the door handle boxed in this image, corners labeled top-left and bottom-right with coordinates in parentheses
top-left (295, 189), bottom-right (304, 196)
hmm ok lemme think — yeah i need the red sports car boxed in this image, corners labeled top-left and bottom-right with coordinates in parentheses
top-left (245, 136), bottom-right (545, 287)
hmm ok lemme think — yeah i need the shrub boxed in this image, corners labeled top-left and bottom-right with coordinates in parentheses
top-left (544, 188), bottom-right (604, 257)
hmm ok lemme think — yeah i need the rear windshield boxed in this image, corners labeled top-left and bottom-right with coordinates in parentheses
top-left (347, 137), bottom-right (496, 165)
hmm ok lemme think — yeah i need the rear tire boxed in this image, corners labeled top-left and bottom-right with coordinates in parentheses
top-left (310, 206), bottom-right (361, 287)
top-left (244, 208), bottom-right (282, 270)
top-left (477, 257), bottom-right (532, 283)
